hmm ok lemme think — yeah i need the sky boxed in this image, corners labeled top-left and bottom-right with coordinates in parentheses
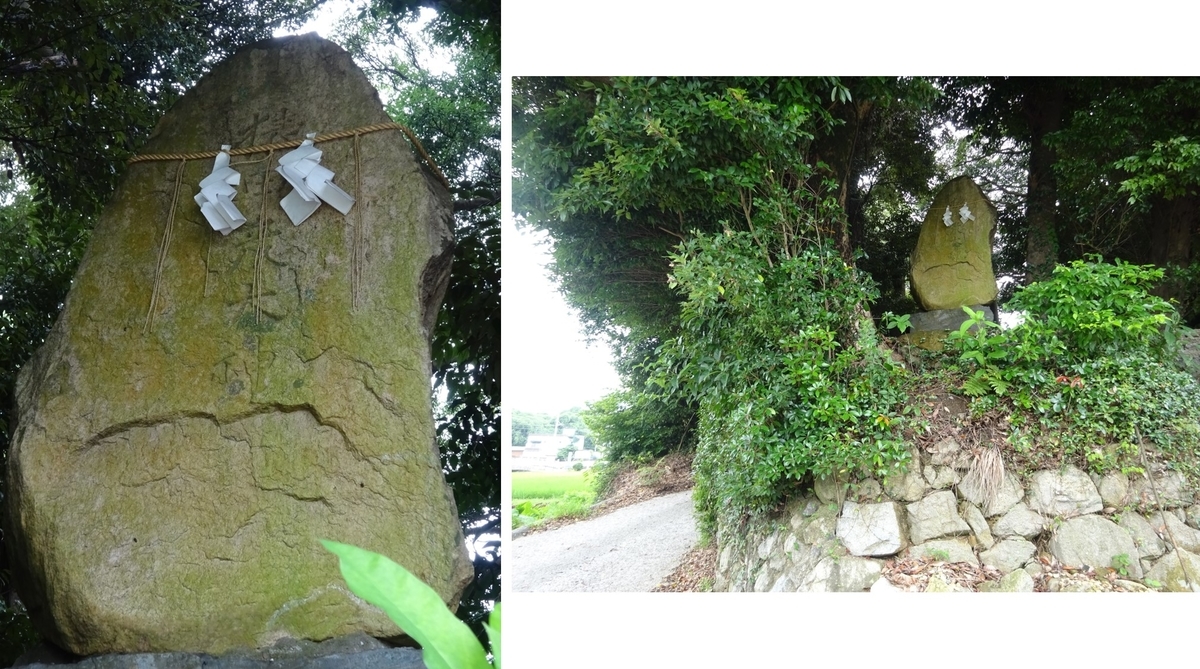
top-left (502, 215), bottom-right (621, 416)
top-left (275, 0), bottom-right (451, 81)
top-left (274, 0), bottom-right (353, 38)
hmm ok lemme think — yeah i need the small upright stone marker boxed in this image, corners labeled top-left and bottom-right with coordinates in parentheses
top-left (909, 176), bottom-right (999, 311)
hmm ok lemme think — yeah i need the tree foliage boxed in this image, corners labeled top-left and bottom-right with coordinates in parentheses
top-left (513, 78), bottom-right (839, 465)
top-left (515, 78), bottom-right (921, 537)
top-left (369, 0), bottom-right (498, 64)
top-left (354, 1), bottom-right (500, 635)
top-left (514, 77), bottom-right (939, 469)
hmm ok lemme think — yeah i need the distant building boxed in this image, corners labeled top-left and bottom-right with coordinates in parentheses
top-left (569, 449), bottom-right (601, 468)
top-left (512, 431), bottom-right (596, 471)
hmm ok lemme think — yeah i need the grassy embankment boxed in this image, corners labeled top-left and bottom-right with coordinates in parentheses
top-left (512, 471), bottom-right (595, 529)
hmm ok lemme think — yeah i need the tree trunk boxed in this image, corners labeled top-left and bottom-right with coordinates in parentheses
top-left (1143, 193), bottom-right (1199, 315)
top-left (1022, 81), bottom-right (1066, 284)
top-left (1148, 193), bottom-right (1197, 267)
top-left (821, 99), bottom-right (873, 263)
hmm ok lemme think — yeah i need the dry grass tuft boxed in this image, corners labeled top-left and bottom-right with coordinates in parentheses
top-left (963, 445), bottom-right (1005, 504)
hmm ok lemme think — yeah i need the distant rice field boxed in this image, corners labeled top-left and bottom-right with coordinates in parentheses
top-left (512, 471), bottom-right (591, 499)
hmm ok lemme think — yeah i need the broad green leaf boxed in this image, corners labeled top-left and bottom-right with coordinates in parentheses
top-left (322, 540), bottom-right (488, 669)
top-left (483, 604), bottom-right (501, 669)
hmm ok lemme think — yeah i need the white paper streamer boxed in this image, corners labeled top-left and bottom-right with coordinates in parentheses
top-left (194, 145), bottom-right (246, 235)
top-left (276, 132), bottom-right (355, 226)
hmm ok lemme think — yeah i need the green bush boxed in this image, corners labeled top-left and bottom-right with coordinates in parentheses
top-left (511, 490), bottom-right (596, 530)
top-left (946, 256), bottom-right (1200, 475)
top-left (1008, 256), bottom-right (1178, 362)
top-left (582, 387), bottom-right (695, 463)
top-left (659, 232), bottom-right (910, 538)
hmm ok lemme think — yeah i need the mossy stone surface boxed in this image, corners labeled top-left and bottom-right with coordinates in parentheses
top-left (4, 34), bottom-right (470, 655)
top-left (909, 176), bottom-right (998, 311)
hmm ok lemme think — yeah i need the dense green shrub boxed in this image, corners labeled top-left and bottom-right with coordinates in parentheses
top-left (659, 231), bottom-right (910, 538)
top-left (582, 388), bottom-right (694, 462)
top-left (1009, 256), bottom-right (1179, 361)
top-left (947, 257), bottom-right (1200, 475)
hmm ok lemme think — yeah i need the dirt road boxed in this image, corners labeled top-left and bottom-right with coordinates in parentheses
top-left (510, 489), bottom-right (699, 592)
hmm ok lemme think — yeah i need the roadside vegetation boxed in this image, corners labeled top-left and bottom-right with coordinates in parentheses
top-left (927, 257), bottom-right (1200, 483)
top-left (511, 471), bottom-right (595, 530)
top-left (511, 452), bottom-right (696, 533)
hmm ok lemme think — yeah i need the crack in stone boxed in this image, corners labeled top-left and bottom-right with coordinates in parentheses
top-left (916, 259), bottom-right (981, 274)
top-left (118, 463), bottom-right (181, 489)
top-left (80, 404), bottom-right (351, 452)
top-left (263, 489), bottom-right (332, 508)
top-left (262, 584), bottom-right (347, 635)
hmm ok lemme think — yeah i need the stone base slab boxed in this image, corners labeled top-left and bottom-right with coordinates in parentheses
top-left (909, 305), bottom-right (996, 332)
top-left (13, 634), bottom-right (426, 669)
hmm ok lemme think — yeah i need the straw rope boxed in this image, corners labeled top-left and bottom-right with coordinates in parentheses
top-left (352, 132), bottom-right (364, 310)
top-left (252, 150), bottom-right (274, 324)
top-left (144, 158), bottom-right (186, 334)
top-left (136, 123), bottom-right (449, 335)
top-left (128, 121), bottom-right (452, 191)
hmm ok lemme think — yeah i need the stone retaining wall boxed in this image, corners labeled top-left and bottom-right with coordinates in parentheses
top-left (713, 437), bottom-right (1200, 592)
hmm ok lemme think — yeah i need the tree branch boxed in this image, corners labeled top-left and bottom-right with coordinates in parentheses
top-left (454, 196), bottom-right (499, 212)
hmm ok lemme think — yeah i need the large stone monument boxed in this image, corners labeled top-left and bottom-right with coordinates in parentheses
top-left (906, 176), bottom-right (999, 346)
top-left (4, 34), bottom-right (472, 656)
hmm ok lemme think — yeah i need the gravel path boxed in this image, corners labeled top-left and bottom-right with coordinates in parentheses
top-left (510, 490), bottom-right (699, 592)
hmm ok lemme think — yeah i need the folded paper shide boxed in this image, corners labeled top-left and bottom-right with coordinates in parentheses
top-left (194, 145), bottom-right (246, 235)
top-left (276, 132), bottom-right (356, 225)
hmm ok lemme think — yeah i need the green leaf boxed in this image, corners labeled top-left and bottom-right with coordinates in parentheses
top-left (962, 374), bottom-right (990, 397)
top-left (322, 540), bottom-right (489, 669)
top-left (483, 604), bottom-right (502, 669)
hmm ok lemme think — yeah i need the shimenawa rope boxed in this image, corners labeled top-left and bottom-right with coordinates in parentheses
top-left (127, 121), bottom-right (451, 191)
top-left (137, 122), bottom-right (447, 333)
top-left (144, 158), bottom-right (186, 334)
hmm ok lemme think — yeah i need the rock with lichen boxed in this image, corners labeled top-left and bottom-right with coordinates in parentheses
top-left (4, 34), bottom-right (469, 656)
top-left (909, 176), bottom-right (999, 311)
